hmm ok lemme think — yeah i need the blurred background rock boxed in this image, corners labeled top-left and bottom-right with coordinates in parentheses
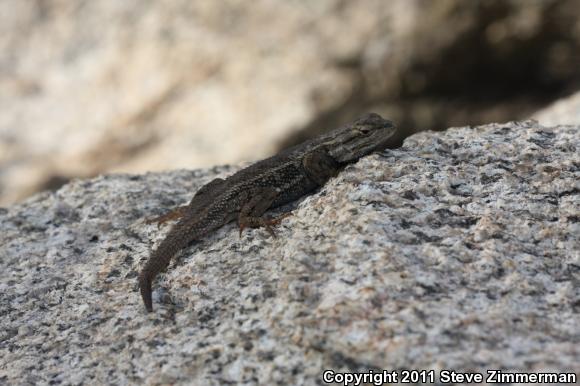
top-left (1, 0), bottom-right (579, 206)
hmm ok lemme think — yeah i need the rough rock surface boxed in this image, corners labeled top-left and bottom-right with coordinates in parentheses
top-left (1, 121), bottom-right (579, 385)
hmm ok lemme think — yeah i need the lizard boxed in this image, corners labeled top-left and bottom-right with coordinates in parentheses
top-left (138, 113), bottom-right (397, 312)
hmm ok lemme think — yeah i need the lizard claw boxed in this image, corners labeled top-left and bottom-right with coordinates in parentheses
top-left (238, 223), bottom-right (246, 238)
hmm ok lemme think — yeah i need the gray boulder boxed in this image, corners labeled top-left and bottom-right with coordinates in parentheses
top-left (1, 120), bottom-right (578, 385)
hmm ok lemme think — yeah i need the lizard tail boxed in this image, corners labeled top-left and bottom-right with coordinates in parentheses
top-left (138, 272), bottom-right (154, 312)
top-left (138, 224), bottom-right (195, 312)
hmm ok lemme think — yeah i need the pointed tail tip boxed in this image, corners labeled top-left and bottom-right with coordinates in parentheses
top-left (138, 273), bottom-right (154, 312)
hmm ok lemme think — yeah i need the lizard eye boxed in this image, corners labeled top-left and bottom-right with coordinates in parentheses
top-left (358, 127), bottom-right (372, 135)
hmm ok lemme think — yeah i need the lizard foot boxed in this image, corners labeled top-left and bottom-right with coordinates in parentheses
top-left (239, 212), bottom-right (292, 238)
top-left (145, 206), bottom-right (188, 227)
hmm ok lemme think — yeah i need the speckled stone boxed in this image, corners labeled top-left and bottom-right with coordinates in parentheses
top-left (1, 121), bottom-right (578, 385)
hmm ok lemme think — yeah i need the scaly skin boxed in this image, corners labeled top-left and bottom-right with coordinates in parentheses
top-left (139, 113), bottom-right (397, 311)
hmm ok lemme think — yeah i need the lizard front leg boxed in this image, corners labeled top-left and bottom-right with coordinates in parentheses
top-left (238, 187), bottom-right (291, 237)
top-left (302, 148), bottom-right (341, 186)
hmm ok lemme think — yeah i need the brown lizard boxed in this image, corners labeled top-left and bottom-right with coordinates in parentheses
top-left (139, 113), bottom-right (397, 311)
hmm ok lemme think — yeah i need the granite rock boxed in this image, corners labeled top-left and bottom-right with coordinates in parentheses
top-left (0, 120), bottom-right (578, 385)
top-left (533, 90), bottom-right (580, 126)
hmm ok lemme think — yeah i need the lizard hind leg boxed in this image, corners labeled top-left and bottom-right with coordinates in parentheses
top-left (238, 187), bottom-right (291, 238)
top-left (145, 178), bottom-right (227, 226)
top-left (145, 205), bottom-right (189, 226)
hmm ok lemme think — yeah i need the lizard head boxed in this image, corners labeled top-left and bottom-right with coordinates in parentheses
top-left (324, 113), bottom-right (397, 163)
